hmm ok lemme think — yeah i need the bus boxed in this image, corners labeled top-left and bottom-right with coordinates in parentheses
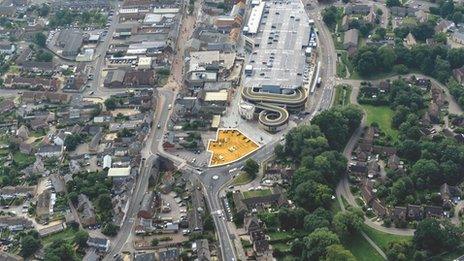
top-left (316, 77), bottom-right (322, 87)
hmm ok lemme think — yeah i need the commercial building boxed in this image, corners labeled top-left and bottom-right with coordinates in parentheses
top-left (57, 29), bottom-right (83, 57)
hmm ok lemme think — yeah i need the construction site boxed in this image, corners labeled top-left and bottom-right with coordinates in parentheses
top-left (207, 129), bottom-right (259, 167)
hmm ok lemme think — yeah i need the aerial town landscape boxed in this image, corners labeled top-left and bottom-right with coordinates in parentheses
top-left (1, 0), bottom-right (464, 260)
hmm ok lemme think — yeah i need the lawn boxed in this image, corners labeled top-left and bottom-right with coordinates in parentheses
top-left (362, 105), bottom-right (398, 140)
top-left (232, 172), bottom-right (253, 185)
top-left (13, 152), bottom-right (35, 168)
top-left (362, 224), bottom-right (412, 251)
top-left (344, 232), bottom-right (384, 261)
top-left (334, 85), bottom-right (352, 106)
top-left (42, 228), bottom-right (76, 246)
top-left (243, 189), bottom-right (272, 199)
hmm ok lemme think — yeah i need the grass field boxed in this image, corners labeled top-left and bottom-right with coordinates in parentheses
top-left (42, 228), bottom-right (75, 246)
top-left (232, 172), bottom-right (253, 185)
top-left (334, 85), bottom-right (352, 106)
top-left (243, 189), bottom-right (272, 199)
top-left (362, 105), bottom-right (398, 140)
top-left (362, 224), bottom-right (412, 251)
top-left (13, 152), bottom-right (35, 168)
top-left (345, 232), bottom-right (384, 261)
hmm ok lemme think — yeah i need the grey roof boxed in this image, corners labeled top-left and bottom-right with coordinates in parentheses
top-left (344, 29), bottom-right (359, 47)
top-left (105, 69), bottom-right (126, 84)
top-left (134, 252), bottom-right (156, 261)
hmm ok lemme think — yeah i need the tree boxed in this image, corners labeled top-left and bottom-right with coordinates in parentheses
top-left (33, 32), bottom-right (47, 47)
top-left (413, 219), bottom-right (461, 254)
top-left (243, 159), bottom-right (259, 179)
top-left (278, 207), bottom-right (307, 230)
top-left (333, 208), bottom-right (364, 238)
top-left (20, 235), bottom-right (41, 257)
top-left (74, 230), bottom-right (89, 248)
top-left (325, 244), bottom-right (356, 261)
top-left (104, 97), bottom-right (117, 110)
top-left (355, 50), bottom-right (378, 76)
top-left (294, 180), bottom-right (332, 211)
top-left (303, 227), bottom-right (340, 260)
top-left (385, 0), bottom-right (401, 7)
top-left (151, 239), bottom-right (159, 246)
top-left (322, 6), bottom-right (339, 28)
top-left (378, 45), bottom-right (397, 72)
top-left (386, 241), bottom-right (413, 261)
top-left (303, 207), bottom-right (332, 232)
top-left (38, 3), bottom-right (50, 17)
top-left (411, 159), bottom-right (440, 185)
top-left (203, 214), bottom-right (214, 231)
top-left (64, 134), bottom-right (83, 151)
top-left (386, 0), bottom-right (401, 7)
top-left (102, 223), bottom-right (119, 236)
top-left (35, 50), bottom-right (53, 62)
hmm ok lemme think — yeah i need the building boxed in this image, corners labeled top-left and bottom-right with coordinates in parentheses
top-left (36, 145), bottom-right (62, 158)
top-left (452, 28), bottom-right (464, 44)
top-left (0, 252), bottom-right (24, 261)
top-left (108, 167), bottom-right (131, 177)
top-left (138, 191), bottom-right (156, 219)
top-left (453, 66), bottom-right (464, 84)
top-left (344, 4), bottom-right (371, 15)
top-left (77, 194), bottom-right (97, 227)
top-left (57, 30), bottom-right (84, 57)
top-left (0, 99), bottom-right (14, 113)
top-left (343, 29), bottom-right (359, 49)
top-left (404, 32), bottom-right (417, 48)
top-left (0, 40), bottom-right (15, 54)
top-left (435, 19), bottom-right (455, 33)
top-left (104, 69), bottom-right (126, 88)
top-left (36, 190), bottom-right (52, 221)
top-left (157, 248), bottom-right (179, 261)
top-left (38, 223), bottom-right (66, 237)
top-left (87, 237), bottom-right (110, 252)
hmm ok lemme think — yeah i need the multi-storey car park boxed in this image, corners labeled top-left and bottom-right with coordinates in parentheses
top-left (240, 0), bottom-right (316, 132)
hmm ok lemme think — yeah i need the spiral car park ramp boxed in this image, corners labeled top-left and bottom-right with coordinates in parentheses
top-left (241, 86), bottom-right (307, 132)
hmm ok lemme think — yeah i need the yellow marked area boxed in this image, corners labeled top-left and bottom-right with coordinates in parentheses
top-left (207, 129), bottom-right (259, 167)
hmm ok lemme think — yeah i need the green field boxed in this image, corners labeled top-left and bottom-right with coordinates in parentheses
top-left (13, 152), bottom-right (35, 168)
top-left (362, 105), bottom-right (398, 140)
top-left (362, 225), bottom-right (412, 251)
top-left (345, 232), bottom-right (384, 261)
top-left (232, 172), bottom-right (253, 185)
top-left (42, 228), bottom-right (76, 246)
top-left (334, 85), bottom-right (352, 106)
top-left (243, 189), bottom-right (272, 199)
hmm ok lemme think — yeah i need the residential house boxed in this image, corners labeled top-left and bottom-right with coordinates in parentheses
top-left (404, 32), bottom-right (417, 48)
top-left (158, 248), bottom-right (180, 261)
top-left (407, 204), bottom-right (423, 221)
top-left (87, 237), bottom-right (110, 252)
top-left (343, 29), bottom-right (359, 49)
top-left (38, 223), bottom-right (66, 237)
top-left (196, 239), bottom-right (211, 261)
top-left (453, 66), bottom-right (464, 84)
top-left (345, 4), bottom-right (371, 15)
top-left (36, 144), bottom-right (62, 158)
top-left (0, 216), bottom-right (33, 232)
top-left (0, 99), bottom-right (15, 113)
top-left (36, 190), bottom-right (52, 222)
top-left (424, 205), bottom-right (443, 218)
top-left (435, 19), bottom-right (455, 33)
top-left (138, 191), bottom-right (156, 219)
top-left (390, 6), bottom-right (416, 17)
top-left (0, 40), bottom-right (15, 54)
top-left (440, 183), bottom-right (462, 206)
top-left (0, 252), bottom-right (24, 261)
top-left (77, 194), bottom-right (97, 227)
top-left (0, 186), bottom-right (35, 199)
top-left (452, 28), bottom-right (464, 44)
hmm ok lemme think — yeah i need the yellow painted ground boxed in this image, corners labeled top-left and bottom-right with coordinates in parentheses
top-left (207, 129), bottom-right (259, 167)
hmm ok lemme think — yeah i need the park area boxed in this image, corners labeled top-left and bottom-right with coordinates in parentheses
top-left (207, 129), bottom-right (259, 167)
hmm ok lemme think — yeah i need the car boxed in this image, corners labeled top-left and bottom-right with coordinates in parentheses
top-left (212, 175), bottom-right (219, 180)
top-left (88, 91), bottom-right (94, 95)
top-left (157, 123), bottom-right (161, 129)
